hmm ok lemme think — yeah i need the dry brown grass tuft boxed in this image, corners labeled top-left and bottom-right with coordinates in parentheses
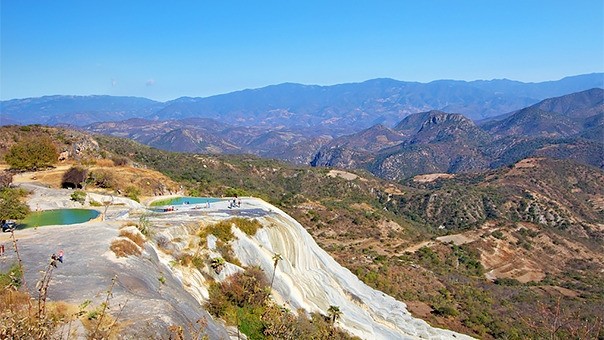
top-left (47, 301), bottom-right (80, 320)
top-left (110, 238), bottom-right (142, 257)
top-left (120, 222), bottom-right (138, 228)
top-left (95, 159), bottom-right (114, 167)
top-left (81, 310), bottom-right (125, 339)
top-left (0, 289), bottom-right (31, 314)
top-left (119, 230), bottom-right (145, 248)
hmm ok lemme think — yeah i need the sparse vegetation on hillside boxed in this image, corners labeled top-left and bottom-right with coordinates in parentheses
top-left (94, 133), bottom-right (604, 338)
top-left (206, 266), bottom-right (359, 339)
top-left (3, 129), bottom-right (602, 339)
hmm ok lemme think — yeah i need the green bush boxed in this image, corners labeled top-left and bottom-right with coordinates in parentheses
top-left (432, 304), bottom-right (459, 317)
top-left (200, 221), bottom-right (235, 242)
top-left (70, 190), bottom-right (87, 204)
top-left (125, 186), bottom-right (140, 202)
top-left (88, 170), bottom-right (115, 189)
top-left (224, 187), bottom-right (248, 198)
top-left (491, 230), bottom-right (505, 239)
top-left (0, 187), bottom-right (30, 221)
top-left (4, 136), bottom-right (58, 170)
top-left (231, 218), bottom-right (262, 236)
top-left (89, 199), bottom-right (102, 207)
top-left (0, 263), bottom-right (23, 289)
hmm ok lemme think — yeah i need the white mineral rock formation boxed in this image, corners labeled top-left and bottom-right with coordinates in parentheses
top-left (230, 200), bottom-right (473, 340)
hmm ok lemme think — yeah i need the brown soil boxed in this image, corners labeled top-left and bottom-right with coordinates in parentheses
top-left (406, 301), bottom-right (433, 319)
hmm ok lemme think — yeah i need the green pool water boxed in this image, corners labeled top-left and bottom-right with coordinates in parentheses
top-left (150, 196), bottom-right (222, 206)
top-left (19, 209), bottom-right (100, 229)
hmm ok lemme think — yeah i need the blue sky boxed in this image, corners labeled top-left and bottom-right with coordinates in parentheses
top-left (1, 1), bottom-right (603, 101)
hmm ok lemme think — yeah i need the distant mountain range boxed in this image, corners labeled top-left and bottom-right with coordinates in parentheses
top-left (1, 74), bottom-right (602, 180)
top-left (312, 88), bottom-right (603, 180)
top-left (74, 88), bottom-right (604, 180)
top-left (2, 73), bottom-right (602, 129)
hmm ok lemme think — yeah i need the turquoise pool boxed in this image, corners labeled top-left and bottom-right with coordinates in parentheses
top-left (19, 209), bottom-right (100, 229)
top-left (150, 196), bottom-right (223, 206)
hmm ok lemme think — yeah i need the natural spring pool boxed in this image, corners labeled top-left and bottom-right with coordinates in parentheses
top-left (18, 209), bottom-right (100, 229)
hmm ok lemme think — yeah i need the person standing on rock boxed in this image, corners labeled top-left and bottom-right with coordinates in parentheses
top-left (58, 250), bottom-right (64, 263)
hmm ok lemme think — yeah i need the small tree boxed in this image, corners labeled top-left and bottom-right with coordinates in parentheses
top-left (5, 136), bottom-right (58, 171)
top-left (0, 188), bottom-right (30, 221)
top-left (327, 305), bottom-right (342, 325)
top-left (62, 166), bottom-right (88, 189)
top-left (269, 253), bottom-right (283, 293)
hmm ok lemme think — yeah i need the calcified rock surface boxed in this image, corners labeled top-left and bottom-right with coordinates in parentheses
top-left (0, 183), bottom-right (473, 339)
top-left (231, 204), bottom-right (471, 340)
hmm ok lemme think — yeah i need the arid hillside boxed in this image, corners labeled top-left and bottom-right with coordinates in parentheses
top-left (1, 126), bottom-right (603, 339)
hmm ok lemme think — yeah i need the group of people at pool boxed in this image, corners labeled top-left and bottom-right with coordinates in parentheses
top-left (228, 198), bottom-right (242, 209)
top-left (159, 196), bottom-right (244, 212)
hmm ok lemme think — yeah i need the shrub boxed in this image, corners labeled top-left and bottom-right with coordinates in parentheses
top-left (231, 218), bottom-right (262, 236)
top-left (0, 171), bottom-right (12, 188)
top-left (4, 136), bottom-right (58, 170)
top-left (491, 230), bottom-right (505, 239)
top-left (433, 304), bottom-right (460, 317)
top-left (125, 186), bottom-right (140, 202)
top-left (216, 240), bottom-right (242, 267)
top-left (200, 221), bottom-right (235, 242)
top-left (111, 156), bottom-right (129, 166)
top-left (0, 263), bottom-right (23, 289)
top-left (137, 214), bottom-right (151, 236)
top-left (62, 167), bottom-right (88, 189)
top-left (70, 190), bottom-right (87, 205)
top-left (494, 278), bottom-right (522, 286)
top-left (88, 170), bottom-right (115, 188)
top-left (224, 187), bottom-right (248, 198)
top-left (89, 199), bottom-right (102, 207)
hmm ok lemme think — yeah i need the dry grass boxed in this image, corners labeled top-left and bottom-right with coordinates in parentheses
top-left (95, 159), bottom-right (115, 167)
top-left (110, 238), bottom-right (142, 257)
top-left (0, 289), bottom-right (31, 314)
top-left (119, 230), bottom-right (145, 248)
top-left (81, 310), bottom-right (125, 340)
top-left (47, 301), bottom-right (80, 321)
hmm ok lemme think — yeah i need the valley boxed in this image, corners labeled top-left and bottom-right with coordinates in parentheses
top-left (1, 122), bottom-right (602, 338)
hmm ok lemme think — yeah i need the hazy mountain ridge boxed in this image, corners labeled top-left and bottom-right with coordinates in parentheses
top-left (2, 73), bottom-right (602, 128)
top-left (0, 95), bottom-right (163, 126)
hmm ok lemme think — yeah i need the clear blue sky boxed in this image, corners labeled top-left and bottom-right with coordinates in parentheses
top-left (1, 1), bottom-right (603, 101)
